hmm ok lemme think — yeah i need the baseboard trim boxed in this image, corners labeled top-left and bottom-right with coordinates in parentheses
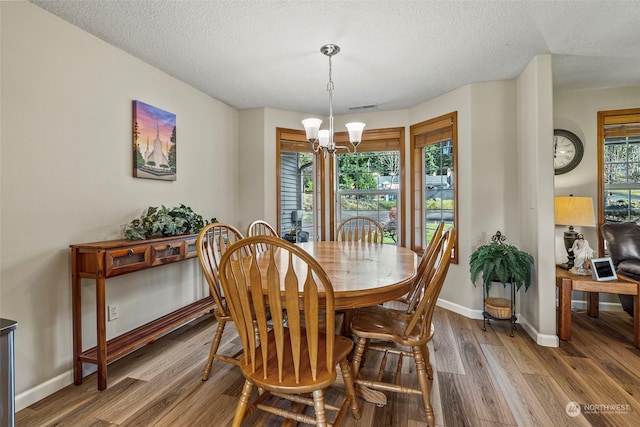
top-left (517, 316), bottom-right (559, 347)
top-left (437, 298), bottom-right (560, 347)
top-left (16, 370), bottom-right (73, 412)
top-left (436, 298), bottom-right (483, 320)
top-left (568, 299), bottom-right (623, 312)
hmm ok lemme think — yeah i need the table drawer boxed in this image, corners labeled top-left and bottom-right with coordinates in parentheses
top-left (183, 237), bottom-right (198, 259)
top-left (105, 245), bottom-right (151, 277)
top-left (151, 240), bottom-right (184, 266)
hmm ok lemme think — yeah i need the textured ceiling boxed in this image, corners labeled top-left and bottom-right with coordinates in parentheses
top-left (29, 0), bottom-right (640, 116)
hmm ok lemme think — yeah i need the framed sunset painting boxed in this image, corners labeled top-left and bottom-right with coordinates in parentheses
top-left (132, 100), bottom-right (177, 181)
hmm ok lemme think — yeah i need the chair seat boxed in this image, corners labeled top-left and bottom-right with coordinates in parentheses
top-left (240, 328), bottom-right (354, 394)
top-left (351, 300), bottom-right (433, 347)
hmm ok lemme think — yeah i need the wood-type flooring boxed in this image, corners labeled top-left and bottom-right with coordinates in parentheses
top-left (16, 307), bottom-right (640, 426)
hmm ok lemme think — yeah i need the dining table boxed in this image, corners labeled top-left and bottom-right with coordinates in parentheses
top-left (294, 240), bottom-right (418, 309)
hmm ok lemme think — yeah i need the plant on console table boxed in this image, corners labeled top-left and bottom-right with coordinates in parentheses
top-left (469, 231), bottom-right (533, 323)
top-left (124, 204), bottom-right (217, 240)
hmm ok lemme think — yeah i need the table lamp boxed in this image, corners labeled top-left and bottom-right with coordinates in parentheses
top-left (555, 196), bottom-right (596, 270)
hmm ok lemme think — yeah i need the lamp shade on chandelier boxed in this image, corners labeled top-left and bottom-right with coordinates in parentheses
top-left (302, 44), bottom-right (365, 156)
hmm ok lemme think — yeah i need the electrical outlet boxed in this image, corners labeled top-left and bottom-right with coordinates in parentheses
top-left (108, 304), bottom-right (119, 321)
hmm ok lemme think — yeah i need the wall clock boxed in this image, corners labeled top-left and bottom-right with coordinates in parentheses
top-left (554, 129), bottom-right (584, 175)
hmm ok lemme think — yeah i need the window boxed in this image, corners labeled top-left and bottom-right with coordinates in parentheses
top-left (598, 108), bottom-right (640, 248)
top-left (410, 112), bottom-right (458, 262)
top-left (330, 128), bottom-right (404, 243)
top-left (277, 128), bottom-right (325, 241)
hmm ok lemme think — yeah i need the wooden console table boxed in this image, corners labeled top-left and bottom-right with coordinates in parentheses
top-left (556, 266), bottom-right (639, 348)
top-left (71, 234), bottom-right (214, 390)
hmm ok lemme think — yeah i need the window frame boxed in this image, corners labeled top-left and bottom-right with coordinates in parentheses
top-left (329, 127), bottom-right (405, 243)
top-left (597, 107), bottom-right (640, 253)
top-left (410, 111), bottom-right (458, 262)
top-left (276, 128), bottom-right (326, 240)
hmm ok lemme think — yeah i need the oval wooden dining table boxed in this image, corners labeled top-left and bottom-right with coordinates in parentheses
top-left (293, 241), bottom-right (418, 310)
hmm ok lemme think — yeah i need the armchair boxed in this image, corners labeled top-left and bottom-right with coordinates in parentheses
top-left (600, 221), bottom-right (640, 317)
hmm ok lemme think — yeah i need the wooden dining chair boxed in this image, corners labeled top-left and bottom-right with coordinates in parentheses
top-left (246, 219), bottom-right (279, 253)
top-left (196, 222), bottom-right (245, 381)
top-left (246, 219), bottom-right (279, 238)
top-left (218, 235), bottom-right (361, 426)
top-left (349, 228), bottom-right (456, 427)
top-left (336, 216), bottom-right (384, 243)
top-left (387, 221), bottom-right (446, 310)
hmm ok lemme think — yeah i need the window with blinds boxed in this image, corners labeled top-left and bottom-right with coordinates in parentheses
top-left (598, 108), bottom-right (640, 225)
top-left (276, 128), bottom-right (324, 241)
top-left (410, 112), bottom-right (458, 262)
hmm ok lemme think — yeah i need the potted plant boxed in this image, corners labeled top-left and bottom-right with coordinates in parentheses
top-left (469, 231), bottom-right (534, 293)
top-left (470, 231), bottom-right (533, 322)
top-left (124, 204), bottom-right (217, 240)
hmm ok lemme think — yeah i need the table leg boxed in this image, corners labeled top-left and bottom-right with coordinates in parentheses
top-left (634, 287), bottom-right (640, 348)
top-left (587, 292), bottom-right (599, 318)
top-left (557, 276), bottom-right (572, 341)
top-left (71, 249), bottom-right (83, 385)
top-left (96, 275), bottom-right (107, 390)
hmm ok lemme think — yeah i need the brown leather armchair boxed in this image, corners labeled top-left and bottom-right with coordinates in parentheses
top-left (600, 222), bottom-right (640, 317)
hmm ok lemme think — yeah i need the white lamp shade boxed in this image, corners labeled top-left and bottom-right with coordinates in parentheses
top-left (318, 130), bottom-right (330, 147)
top-left (302, 118), bottom-right (322, 142)
top-left (345, 122), bottom-right (365, 144)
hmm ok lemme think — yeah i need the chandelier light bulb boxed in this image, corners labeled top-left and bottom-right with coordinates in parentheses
top-left (302, 118), bottom-right (322, 143)
top-left (318, 130), bottom-right (330, 147)
top-left (345, 122), bottom-right (366, 148)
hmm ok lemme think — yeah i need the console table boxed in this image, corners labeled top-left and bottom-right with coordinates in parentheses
top-left (70, 234), bottom-right (214, 390)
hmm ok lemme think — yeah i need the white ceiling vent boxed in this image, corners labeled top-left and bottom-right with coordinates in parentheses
top-left (347, 103), bottom-right (378, 111)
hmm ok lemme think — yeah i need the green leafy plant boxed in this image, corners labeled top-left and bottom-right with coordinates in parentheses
top-left (124, 204), bottom-right (217, 240)
top-left (469, 231), bottom-right (534, 293)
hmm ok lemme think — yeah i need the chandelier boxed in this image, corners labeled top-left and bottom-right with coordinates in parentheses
top-left (302, 44), bottom-right (365, 156)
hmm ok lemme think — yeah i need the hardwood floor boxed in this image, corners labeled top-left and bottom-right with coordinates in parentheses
top-left (16, 307), bottom-right (640, 426)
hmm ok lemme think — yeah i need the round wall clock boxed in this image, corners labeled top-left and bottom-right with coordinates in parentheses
top-left (554, 129), bottom-right (584, 175)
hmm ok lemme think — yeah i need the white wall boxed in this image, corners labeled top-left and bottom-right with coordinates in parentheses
top-left (1, 2), bottom-right (239, 409)
top-left (238, 108), bottom-right (266, 233)
top-left (516, 55), bottom-right (558, 346)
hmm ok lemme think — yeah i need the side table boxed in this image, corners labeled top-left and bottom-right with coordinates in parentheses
top-left (556, 266), bottom-right (639, 348)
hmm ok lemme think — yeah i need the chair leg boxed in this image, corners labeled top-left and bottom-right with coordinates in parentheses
top-left (312, 389), bottom-right (328, 427)
top-left (202, 320), bottom-right (226, 381)
top-left (420, 343), bottom-right (433, 380)
top-left (350, 337), bottom-right (367, 380)
top-left (413, 345), bottom-right (435, 427)
top-left (339, 359), bottom-right (361, 420)
top-left (232, 379), bottom-right (254, 427)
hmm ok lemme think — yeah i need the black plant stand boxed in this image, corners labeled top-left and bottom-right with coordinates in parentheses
top-left (482, 280), bottom-right (517, 337)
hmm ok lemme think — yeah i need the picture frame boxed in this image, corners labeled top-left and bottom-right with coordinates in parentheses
top-left (132, 100), bottom-right (176, 181)
top-left (590, 257), bottom-right (618, 281)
